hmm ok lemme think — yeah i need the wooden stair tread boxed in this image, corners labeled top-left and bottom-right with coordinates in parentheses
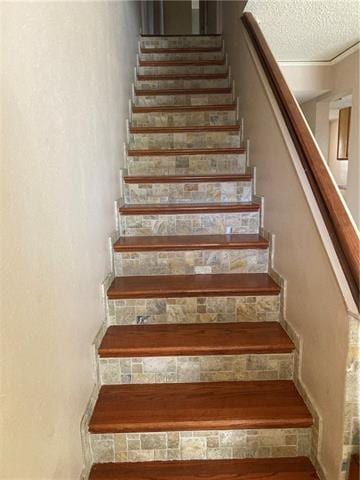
top-left (119, 202), bottom-right (259, 215)
top-left (132, 104), bottom-right (236, 113)
top-left (89, 457), bottom-right (319, 480)
top-left (135, 87), bottom-right (231, 96)
top-left (89, 380), bottom-right (313, 433)
top-left (113, 234), bottom-right (268, 252)
top-left (107, 273), bottom-right (280, 299)
top-left (139, 60), bottom-right (225, 66)
top-left (137, 72), bottom-right (229, 80)
top-left (123, 174), bottom-right (251, 184)
top-left (141, 47), bottom-right (223, 53)
top-left (99, 322), bottom-right (295, 357)
top-left (349, 455), bottom-right (359, 480)
top-left (129, 125), bottom-right (240, 133)
top-left (127, 147), bottom-right (244, 156)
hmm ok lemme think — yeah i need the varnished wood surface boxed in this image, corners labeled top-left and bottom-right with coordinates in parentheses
top-left (139, 59), bottom-right (225, 67)
top-left (129, 125), bottom-right (240, 133)
top-left (89, 380), bottom-right (313, 433)
top-left (132, 104), bottom-right (236, 113)
top-left (135, 87), bottom-right (231, 96)
top-left (137, 72), bottom-right (229, 80)
top-left (113, 234), bottom-right (269, 252)
top-left (127, 147), bottom-right (244, 156)
top-left (123, 174), bottom-right (250, 184)
top-left (99, 322), bottom-right (295, 357)
top-left (140, 47), bottom-right (223, 53)
top-left (242, 13), bottom-right (360, 305)
top-left (89, 457), bottom-right (319, 480)
top-left (107, 273), bottom-right (280, 299)
top-left (349, 455), bottom-right (359, 480)
top-left (119, 202), bottom-right (259, 215)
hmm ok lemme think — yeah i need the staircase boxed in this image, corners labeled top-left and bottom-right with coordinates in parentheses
top-left (86, 34), bottom-right (319, 479)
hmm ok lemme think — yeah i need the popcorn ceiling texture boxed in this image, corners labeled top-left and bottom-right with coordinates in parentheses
top-left (245, 0), bottom-right (360, 61)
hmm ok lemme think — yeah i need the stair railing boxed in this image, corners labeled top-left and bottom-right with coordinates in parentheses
top-left (242, 12), bottom-right (360, 306)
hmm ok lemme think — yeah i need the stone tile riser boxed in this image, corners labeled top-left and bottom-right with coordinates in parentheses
top-left (138, 65), bottom-right (228, 75)
top-left (99, 353), bottom-right (294, 385)
top-left (140, 38), bottom-right (222, 49)
top-left (119, 212), bottom-right (259, 237)
top-left (114, 248), bottom-right (268, 276)
top-left (90, 428), bottom-right (313, 463)
top-left (124, 181), bottom-right (251, 204)
top-left (134, 93), bottom-right (233, 107)
top-left (127, 154), bottom-right (247, 176)
top-left (135, 78), bottom-right (230, 90)
top-left (107, 295), bottom-right (281, 326)
top-left (139, 52), bottom-right (224, 62)
top-left (129, 131), bottom-right (240, 150)
top-left (131, 111), bottom-right (236, 127)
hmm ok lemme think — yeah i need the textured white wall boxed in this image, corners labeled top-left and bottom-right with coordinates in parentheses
top-left (223, 3), bottom-right (350, 478)
top-left (0, 2), bottom-right (140, 478)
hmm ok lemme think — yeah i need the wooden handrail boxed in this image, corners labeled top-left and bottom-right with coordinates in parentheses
top-left (242, 12), bottom-right (360, 306)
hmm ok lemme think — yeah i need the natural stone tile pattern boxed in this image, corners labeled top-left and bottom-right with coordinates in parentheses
top-left (99, 353), bottom-right (294, 385)
top-left (138, 65), bottom-right (227, 76)
top-left (140, 36), bottom-right (222, 49)
top-left (342, 316), bottom-right (360, 468)
top-left (136, 78), bottom-right (230, 91)
top-left (107, 295), bottom-right (280, 325)
top-left (128, 131), bottom-right (240, 149)
top-left (124, 181), bottom-right (251, 204)
top-left (134, 93), bottom-right (233, 107)
top-left (90, 428), bottom-right (312, 463)
top-left (114, 249), bottom-right (268, 276)
top-left (140, 51), bottom-right (224, 62)
top-left (120, 212), bottom-right (259, 236)
top-left (131, 111), bottom-right (236, 128)
top-left (127, 153), bottom-right (246, 176)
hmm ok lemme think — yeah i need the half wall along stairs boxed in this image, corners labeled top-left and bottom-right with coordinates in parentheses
top-left (85, 34), bottom-right (320, 479)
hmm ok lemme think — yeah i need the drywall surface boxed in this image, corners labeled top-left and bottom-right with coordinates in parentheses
top-left (0, 1), bottom-right (140, 478)
top-left (223, 3), bottom-right (350, 478)
top-left (298, 51), bottom-right (359, 227)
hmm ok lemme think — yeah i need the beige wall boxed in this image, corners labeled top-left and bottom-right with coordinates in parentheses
top-left (295, 51), bottom-right (359, 227)
top-left (0, 2), bottom-right (140, 478)
top-left (164, 0), bottom-right (192, 34)
top-left (223, 3), bottom-right (351, 478)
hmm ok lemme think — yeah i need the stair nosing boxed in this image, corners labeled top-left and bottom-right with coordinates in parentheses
top-left (89, 380), bottom-right (313, 434)
top-left (113, 234), bottom-right (269, 252)
top-left (98, 322), bottom-right (295, 358)
top-left (123, 174), bottom-right (251, 184)
top-left (129, 125), bottom-right (240, 134)
top-left (132, 103), bottom-right (236, 113)
top-left (139, 60), bottom-right (226, 67)
top-left (127, 147), bottom-right (245, 156)
top-left (135, 87), bottom-right (231, 96)
top-left (137, 72), bottom-right (229, 80)
top-left (140, 47), bottom-right (223, 54)
top-left (107, 273), bottom-right (280, 300)
top-left (119, 202), bottom-right (259, 215)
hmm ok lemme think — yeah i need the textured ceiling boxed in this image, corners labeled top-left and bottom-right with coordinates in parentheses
top-left (244, 0), bottom-right (360, 61)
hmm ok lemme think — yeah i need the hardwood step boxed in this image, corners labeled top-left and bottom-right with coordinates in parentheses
top-left (349, 455), bottom-right (359, 480)
top-left (114, 234), bottom-right (268, 252)
top-left (119, 202), bottom-right (259, 215)
top-left (89, 457), bottom-right (319, 480)
top-left (139, 59), bottom-right (225, 67)
top-left (141, 47), bottom-right (223, 54)
top-left (132, 104), bottom-right (236, 113)
top-left (129, 125), bottom-right (240, 134)
top-left (123, 174), bottom-right (251, 184)
top-left (135, 87), bottom-right (231, 96)
top-left (137, 72), bottom-right (229, 80)
top-left (107, 273), bottom-right (280, 299)
top-left (127, 147), bottom-right (244, 156)
top-left (89, 380), bottom-right (313, 433)
top-left (99, 322), bottom-right (294, 358)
